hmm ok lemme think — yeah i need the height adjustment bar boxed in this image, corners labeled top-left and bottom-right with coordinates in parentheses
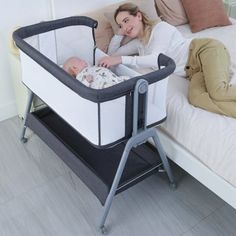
top-left (132, 79), bottom-right (149, 137)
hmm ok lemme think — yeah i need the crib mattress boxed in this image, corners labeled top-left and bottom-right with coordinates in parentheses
top-left (26, 107), bottom-right (162, 204)
top-left (161, 19), bottom-right (236, 188)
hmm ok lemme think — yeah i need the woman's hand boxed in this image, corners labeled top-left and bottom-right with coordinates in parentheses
top-left (98, 56), bottom-right (122, 68)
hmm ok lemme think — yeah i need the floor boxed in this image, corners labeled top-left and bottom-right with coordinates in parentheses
top-left (0, 116), bottom-right (236, 236)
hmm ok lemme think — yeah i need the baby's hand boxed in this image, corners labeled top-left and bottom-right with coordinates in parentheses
top-left (85, 74), bottom-right (94, 83)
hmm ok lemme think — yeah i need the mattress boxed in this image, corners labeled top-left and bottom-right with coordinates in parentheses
top-left (160, 19), bottom-right (236, 188)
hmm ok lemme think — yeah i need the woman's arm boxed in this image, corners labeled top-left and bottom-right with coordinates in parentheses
top-left (122, 22), bottom-right (183, 69)
top-left (121, 54), bottom-right (160, 68)
top-left (108, 35), bottom-right (140, 56)
top-left (99, 22), bottom-right (181, 69)
top-left (98, 35), bottom-right (140, 68)
top-left (107, 35), bottom-right (123, 55)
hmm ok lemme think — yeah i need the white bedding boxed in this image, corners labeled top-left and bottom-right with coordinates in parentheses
top-left (160, 19), bottom-right (236, 188)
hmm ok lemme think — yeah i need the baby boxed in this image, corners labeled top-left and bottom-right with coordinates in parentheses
top-left (63, 57), bottom-right (130, 89)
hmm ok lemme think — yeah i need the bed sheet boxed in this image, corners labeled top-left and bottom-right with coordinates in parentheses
top-left (160, 19), bottom-right (236, 188)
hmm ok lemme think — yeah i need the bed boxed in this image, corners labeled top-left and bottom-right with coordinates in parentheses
top-left (155, 18), bottom-right (236, 209)
top-left (45, 0), bottom-right (236, 211)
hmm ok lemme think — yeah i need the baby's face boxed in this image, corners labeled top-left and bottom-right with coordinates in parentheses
top-left (70, 59), bottom-right (88, 77)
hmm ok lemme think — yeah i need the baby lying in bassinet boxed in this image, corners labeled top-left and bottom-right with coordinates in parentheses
top-left (63, 57), bottom-right (130, 89)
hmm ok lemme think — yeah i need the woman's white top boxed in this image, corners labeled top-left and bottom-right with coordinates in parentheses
top-left (108, 21), bottom-right (192, 76)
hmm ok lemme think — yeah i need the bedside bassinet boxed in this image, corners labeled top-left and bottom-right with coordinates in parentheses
top-left (13, 16), bottom-right (176, 233)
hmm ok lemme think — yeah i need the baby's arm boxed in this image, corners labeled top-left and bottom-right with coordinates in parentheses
top-left (84, 74), bottom-right (94, 83)
top-left (77, 73), bottom-right (94, 87)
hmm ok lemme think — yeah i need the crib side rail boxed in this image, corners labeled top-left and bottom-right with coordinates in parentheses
top-left (92, 53), bottom-right (176, 102)
top-left (13, 16), bottom-right (98, 39)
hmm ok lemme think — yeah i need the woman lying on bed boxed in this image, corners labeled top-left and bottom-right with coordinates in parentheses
top-left (98, 2), bottom-right (236, 118)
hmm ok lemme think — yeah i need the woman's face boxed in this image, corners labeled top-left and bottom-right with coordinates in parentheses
top-left (116, 11), bottom-right (143, 38)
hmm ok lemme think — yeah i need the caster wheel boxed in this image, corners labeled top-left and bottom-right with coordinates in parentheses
top-left (170, 182), bottom-right (177, 190)
top-left (158, 166), bottom-right (166, 173)
top-left (100, 225), bottom-right (108, 234)
top-left (21, 137), bottom-right (28, 143)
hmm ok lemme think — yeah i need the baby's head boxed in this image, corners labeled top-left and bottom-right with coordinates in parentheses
top-left (63, 57), bottom-right (88, 77)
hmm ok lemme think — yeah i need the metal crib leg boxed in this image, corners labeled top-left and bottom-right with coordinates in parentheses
top-left (20, 90), bottom-right (34, 143)
top-left (152, 131), bottom-right (176, 188)
top-left (99, 139), bottom-right (133, 233)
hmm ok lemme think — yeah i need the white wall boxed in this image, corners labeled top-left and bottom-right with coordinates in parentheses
top-left (0, 0), bottom-right (122, 122)
top-left (0, 0), bottom-right (51, 121)
top-left (53, 0), bottom-right (122, 18)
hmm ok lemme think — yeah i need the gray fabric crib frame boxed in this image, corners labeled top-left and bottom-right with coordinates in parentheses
top-left (13, 16), bottom-right (176, 232)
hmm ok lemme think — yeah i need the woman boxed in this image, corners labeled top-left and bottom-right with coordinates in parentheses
top-left (98, 3), bottom-right (190, 77)
top-left (98, 3), bottom-right (236, 118)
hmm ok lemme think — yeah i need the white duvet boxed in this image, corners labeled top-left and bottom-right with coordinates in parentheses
top-left (161, 19), bottom-right (236, 188)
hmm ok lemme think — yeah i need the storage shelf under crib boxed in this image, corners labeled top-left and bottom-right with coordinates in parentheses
top-left (26, 107), bottom-right (163, 205)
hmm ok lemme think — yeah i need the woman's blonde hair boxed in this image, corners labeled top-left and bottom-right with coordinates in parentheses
top-left (114, 2), bottom-right (157, 44)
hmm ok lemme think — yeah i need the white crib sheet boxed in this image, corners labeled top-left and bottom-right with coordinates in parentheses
top-left (160, 18), bottom-right (236, 188)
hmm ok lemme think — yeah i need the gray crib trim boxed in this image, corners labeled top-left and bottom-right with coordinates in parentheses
top-left (98, 103), bottom-right (101, 146)
top-left (25, 111), bottom-right (109, 203)
top-left (13, 16), bottom-right (176, 103)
